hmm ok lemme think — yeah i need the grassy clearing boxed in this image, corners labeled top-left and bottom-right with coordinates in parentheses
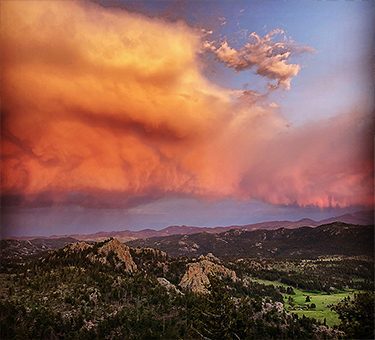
top-left (248, 277), bottom-right (358, 326)
top-left (284, 292), bottom-right (353, 326)
top-left (249, 278), bottom-right (291, 288)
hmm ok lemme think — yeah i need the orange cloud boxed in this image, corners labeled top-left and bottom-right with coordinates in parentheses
top-left (1, 1), bottom-right (372, 209)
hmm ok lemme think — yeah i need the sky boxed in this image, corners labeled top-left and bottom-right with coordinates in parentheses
top-left (1, 0), bottom-right (374, 237)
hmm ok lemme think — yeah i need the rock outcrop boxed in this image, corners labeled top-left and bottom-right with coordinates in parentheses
top-left (64, 241), bottom-right (92, 253)
top-left (157, 277), bottom-right (183, 295)
top-left (179, 259), bottom-right (236, 294)
top-left (62, 238), bottom-right (137, 273)
top-left (133, 247), bottom-right (168, 259)
top-left (198, 252), bottom-right (220, 263)
top-left (95, 238), bottom-right (137, 272)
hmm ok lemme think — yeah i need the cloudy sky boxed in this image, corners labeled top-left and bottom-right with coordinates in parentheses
top-left (1, 0), bottom-right (373, 237)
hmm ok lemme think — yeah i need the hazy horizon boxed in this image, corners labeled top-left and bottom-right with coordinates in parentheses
top-left (2, 205), bottom-right (372, 238)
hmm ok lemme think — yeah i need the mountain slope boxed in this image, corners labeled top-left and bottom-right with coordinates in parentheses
top-left (127, 222), bottom-right (374, 259)
top-left (0, 237), bottom-right (78, 260)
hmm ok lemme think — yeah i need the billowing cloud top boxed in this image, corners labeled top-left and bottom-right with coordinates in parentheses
top-left (205, 29), bottom-right (314, 90)
top-left (1, 1), bottom-right (373, 209)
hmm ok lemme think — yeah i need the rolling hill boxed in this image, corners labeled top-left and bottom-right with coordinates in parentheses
top-left (127, 222), bottom-right (374, 259)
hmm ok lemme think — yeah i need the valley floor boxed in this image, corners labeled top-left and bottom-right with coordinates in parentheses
top-left (249, 278), bottom-right (359, 326)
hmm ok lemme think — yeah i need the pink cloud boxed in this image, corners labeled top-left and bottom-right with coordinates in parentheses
top-left (205, 29), bottom-right (314, 90)
top-left (0, 1), bottom-right (372, 210)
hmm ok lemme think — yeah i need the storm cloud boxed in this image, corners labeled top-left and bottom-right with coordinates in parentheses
top-left (1, 1), bottom-right (372, 213)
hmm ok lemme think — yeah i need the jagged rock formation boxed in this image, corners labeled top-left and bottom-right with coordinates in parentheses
top-left (157, 277), bottom-right (183, 295)
top-left (96, 238), bottom-right (137, 272)
top-left (179, 259), bottom-right (237, 294)
top-left (61, 238), bottom-right (137, 273)
top-left (64, 241), bottom-right (92, 253)
top-left (199, 252), bottom-right (220, 263)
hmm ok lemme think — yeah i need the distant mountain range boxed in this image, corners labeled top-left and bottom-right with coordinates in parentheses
top-left (2, 221), bottom-right (372, 261)
top-left (9, 210), bottom-right (373, 242)
top-left (127, 222), bottom-right (374, 259)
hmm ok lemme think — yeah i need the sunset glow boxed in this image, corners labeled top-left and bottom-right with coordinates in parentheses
top-left (1, 0), bottom-right (373, 236)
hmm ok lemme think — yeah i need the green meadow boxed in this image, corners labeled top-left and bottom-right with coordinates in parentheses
top-left (249, 278), bottom-right (358, 326)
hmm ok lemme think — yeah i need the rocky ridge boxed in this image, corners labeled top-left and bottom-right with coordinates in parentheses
top-left (64, 241), bottom-right (92, 253)
top-left (157, 277), bottom-right (183, 295)
top-left (179, 258), bottom-right (237, 294)
top-left (132, 247), bottom-right (167, 259)
top-left (62, 238), bottom-right (137, 273)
